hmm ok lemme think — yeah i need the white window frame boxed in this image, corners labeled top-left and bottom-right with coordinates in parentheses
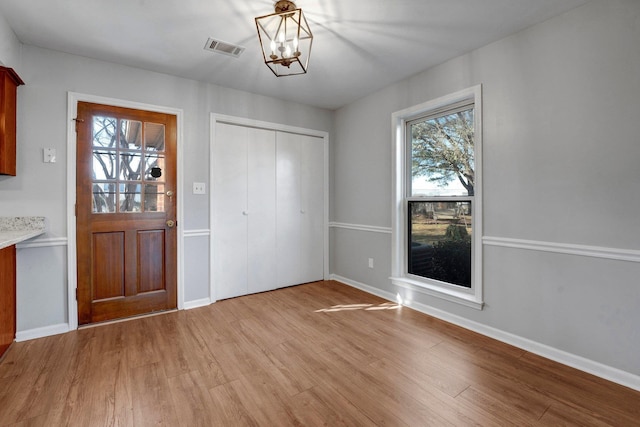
top-left (391, 85), bottom-right (483, 309)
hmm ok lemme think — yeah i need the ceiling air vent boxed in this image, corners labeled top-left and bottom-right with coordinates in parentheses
top-left (204, 38), bottom-right (245, 58)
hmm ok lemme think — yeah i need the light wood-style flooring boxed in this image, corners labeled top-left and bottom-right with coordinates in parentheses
top-left (0, 280), bottom-right (638, 426)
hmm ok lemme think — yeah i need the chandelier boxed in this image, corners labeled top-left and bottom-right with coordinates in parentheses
top-left (255, 0), bottom-right (313, 76)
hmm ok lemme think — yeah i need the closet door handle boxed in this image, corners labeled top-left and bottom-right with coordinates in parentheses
top-left (242, 211), bottom-right (249, 216)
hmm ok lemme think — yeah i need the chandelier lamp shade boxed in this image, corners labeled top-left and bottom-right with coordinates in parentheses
top-left (255, 0), bottom-right (313, 76)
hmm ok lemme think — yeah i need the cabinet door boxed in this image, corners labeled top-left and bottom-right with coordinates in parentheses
top-left (0, 67), bottom-right (24, 176)
top-left (0, 245), bottom-right (16, 357)
top-left (276, 132), bottom-right (324, 288)
top-left (213, 123), bottom-right (249, 300)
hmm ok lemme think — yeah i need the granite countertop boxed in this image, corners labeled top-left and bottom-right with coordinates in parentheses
top-left (0, 217), bottom-right (46, 250)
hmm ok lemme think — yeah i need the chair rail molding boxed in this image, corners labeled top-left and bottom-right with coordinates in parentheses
top-left (483, 236), bottom-right (640, 264)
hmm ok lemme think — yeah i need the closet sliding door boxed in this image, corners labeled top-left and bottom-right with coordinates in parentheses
top-left (212, 123), bottom-right (276, 300)
top-left (247, 128), bottom-right (277, 294)
top-left (276, 132), bottom-right (324, 288)
top-left (212, 119), bottom-right (325, 300)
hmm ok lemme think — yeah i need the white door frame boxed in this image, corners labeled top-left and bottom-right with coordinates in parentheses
top-left (66, 92), bottom-right (184, 330)
top-left (209, 113), bottom-right (330, 303)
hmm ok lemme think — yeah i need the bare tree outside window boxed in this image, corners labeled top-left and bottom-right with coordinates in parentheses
top-left (411, 108), bottom-right (474, 196)
top-left (91, 116), bottom-right (166, 213)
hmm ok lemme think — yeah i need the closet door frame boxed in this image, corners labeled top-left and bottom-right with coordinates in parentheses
top-left (209, 114), bottom-right (329, 302)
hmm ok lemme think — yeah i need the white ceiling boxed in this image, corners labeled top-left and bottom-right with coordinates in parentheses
top-left (0, 0), bottom-right (589, 110)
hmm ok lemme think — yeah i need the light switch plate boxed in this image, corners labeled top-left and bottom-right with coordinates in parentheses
top-left (193, 182), bottom-right (206, 194)
top-left (43, 148), bottom-right (57, 163)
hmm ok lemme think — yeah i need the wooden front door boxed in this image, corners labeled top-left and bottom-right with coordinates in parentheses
top-left (76, 102), bottom-right (177, 325)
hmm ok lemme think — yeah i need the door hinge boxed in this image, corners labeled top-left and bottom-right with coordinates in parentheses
top-left (75, 288), bottom-right (78, 300)
top-left (75, 203), bottom-right (77, 217)
top-left (73, 117), bottom-right (84, 133)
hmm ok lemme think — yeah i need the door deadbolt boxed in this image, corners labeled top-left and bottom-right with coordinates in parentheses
top-left (166, 220), bottom-right (176, 228)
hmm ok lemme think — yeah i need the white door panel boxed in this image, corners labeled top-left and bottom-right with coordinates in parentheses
top-left (213, 123), bottom-right (248, 299)
top-left (276, 132), bottom-right (324, 287)
top-left (299, 135), bottom-right (324, 283)
top-left (247, 127), bottom-right (277, 294)
top-left (276, 133), bottom-right (302, 287)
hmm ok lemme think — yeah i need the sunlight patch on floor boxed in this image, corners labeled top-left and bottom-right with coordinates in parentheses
top-left (315, 302), bottom-right (401, 313)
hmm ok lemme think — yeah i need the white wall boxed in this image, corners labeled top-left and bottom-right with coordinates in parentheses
top-left (0, 9), bottom-right (20, 68)
top-left (331, 0), bottom-right (640, 385)
top-left (0, 43), bottom-right (332, 335)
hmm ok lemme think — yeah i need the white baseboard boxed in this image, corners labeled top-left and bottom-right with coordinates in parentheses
top-left (330, 274), bottom-right (640, 392)
top-left (15, 323), bottom-right (70, 342)
top-left (330, 274), bottom-right (398, 302)
top-left (183, 297), bottom-right (212, 310)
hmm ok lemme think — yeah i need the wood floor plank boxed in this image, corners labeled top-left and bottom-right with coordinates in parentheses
top-left (520, 351), bottom-right (640, 421)
top-left (226, 373), bottom-right (301, 426)
top-left (313, 347), bottom-right (451, 426)
top-left (1, 280), bottom-right (638, 426)
top-left (538, 401), bottom-right (615, 427)
top-left (167, 370), bottom-right (219, 426)
top-left (129, 362), bottom-right (179, 427)
top-left (288, 386), bottom-right (377, 427)
top-left (207, 382), bottom-right (259, 427)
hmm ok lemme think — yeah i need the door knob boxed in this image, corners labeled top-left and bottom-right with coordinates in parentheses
top-left (166, 220), bottom-right (176, 228)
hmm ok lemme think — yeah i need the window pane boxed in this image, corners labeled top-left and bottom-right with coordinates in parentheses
top-left (409, 201), bottom-right (472, 288)
top-left (92, 116), bottom-right (117, 148)
top-left (120, 119), bottom-right (142, 149)
top-left (92, 183), bottom-right (116, 213)
top-left (144, 184), bottom-right (165, 212)
top-left (119, 153), bottom-right (142, 181)
top-left (119, 183), bottom-right (141, 212)
top-left (144, 154), bottom-right (165, 181)
top-left (410, 108), bottom-right (474, 197)
top-left (92, 151), bottom-right (116, 180)
top-left (145, 122), bottom-right (165, 152)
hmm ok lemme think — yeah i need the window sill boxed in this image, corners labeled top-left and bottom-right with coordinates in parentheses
top-left (390, 276), bottom-right (484, 310)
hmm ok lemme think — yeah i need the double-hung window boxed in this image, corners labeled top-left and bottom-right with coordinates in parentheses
top-left (391, 85), bottom-right (483, 309)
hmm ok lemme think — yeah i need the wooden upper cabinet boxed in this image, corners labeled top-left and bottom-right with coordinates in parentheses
top-left (0, 66), bottom-right (25, 176)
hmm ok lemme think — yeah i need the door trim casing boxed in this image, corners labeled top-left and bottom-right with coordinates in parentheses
top-left (66, 92), bottom-right (184, 331)
top-left (209, 113), bottom-right (330, 303)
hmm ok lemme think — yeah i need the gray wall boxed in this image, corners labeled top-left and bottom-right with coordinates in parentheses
top-left (331, 0), bottom-right (640, 378)
top-left (0, 40), bottom-right (332, 332)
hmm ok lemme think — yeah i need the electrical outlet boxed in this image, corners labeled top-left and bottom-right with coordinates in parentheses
top-left (368, 258), bottom-right (374, 269)
top-left (193, 182), bottom-right (206, 194)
